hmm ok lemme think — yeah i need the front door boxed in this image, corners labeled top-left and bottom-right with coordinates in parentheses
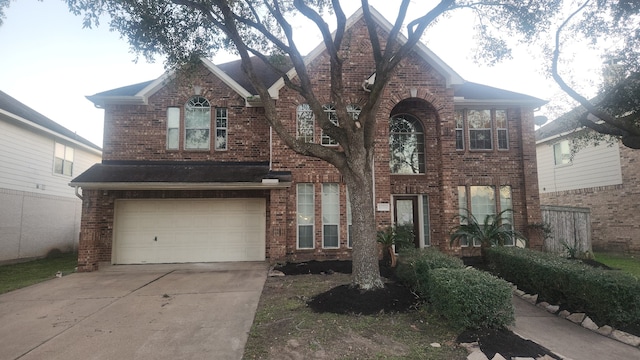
top-left (393, 196), bottom-right (420, 248)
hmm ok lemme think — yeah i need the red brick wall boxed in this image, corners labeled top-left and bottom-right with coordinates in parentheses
top-left (78, 16), bottom-right (542, 270)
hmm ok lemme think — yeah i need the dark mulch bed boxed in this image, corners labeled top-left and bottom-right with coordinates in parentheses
top-left (458, 328), bottom-right (561, 359)
top-left (274, 259), bottom-right (561, 359)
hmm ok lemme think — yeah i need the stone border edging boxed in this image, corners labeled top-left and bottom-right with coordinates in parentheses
top-left (510, 283), bottom-right (640, 349)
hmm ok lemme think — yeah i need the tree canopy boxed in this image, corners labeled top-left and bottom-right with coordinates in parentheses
top-left (551, 0), bottom-right (640, 149)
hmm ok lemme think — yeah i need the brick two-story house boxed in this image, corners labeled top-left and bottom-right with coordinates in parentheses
top-left (71, 7), bottom-right (544, 271)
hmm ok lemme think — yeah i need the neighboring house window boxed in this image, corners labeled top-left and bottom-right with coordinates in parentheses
top-left (457, 185), bottom-right (514, 247)
top-left (496, 110), bottom-right (509, 150)
top-left (389, 114), bottom-right (425, 174)
top-left (296, 104), bottom-right (314, 143)
top-left (322, 183), bottom-right (340, 248)
top-left (167, 107), bottom-right (180, 150)
top-left (215, 107), bottom-right (228, 150)
top-left (455, 110), bottom-right (465, 150)
top-left (54, 142), bottom-right (73, 176)
top-left (297, 183), bottom-right (315, 249)
top-left (554, 139), bottom-right (571, 165)
top-left (321, 104), bottom-right (338, 146)
top-left (185, 96), bottom-right (211, 150)
top-left (468, 109), bottom-right (493, 150)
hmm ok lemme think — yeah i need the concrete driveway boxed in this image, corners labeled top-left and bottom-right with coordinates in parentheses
top-left (0, 262), bottom-right (268, 360)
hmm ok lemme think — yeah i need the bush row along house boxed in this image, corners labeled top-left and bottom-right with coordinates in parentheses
top-left (71, 7), bottom-right (544, 271)
top-left (0, 90), bottom-right (101, 262)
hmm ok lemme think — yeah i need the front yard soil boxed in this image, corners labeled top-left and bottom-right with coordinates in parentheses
top-left (243, 260), bottom-right (559, 359)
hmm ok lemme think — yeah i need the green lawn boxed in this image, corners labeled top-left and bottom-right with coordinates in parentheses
top-left (0, 253), bottom-right (78, 294)
top-left (594, 252), bottom-right (640, 278)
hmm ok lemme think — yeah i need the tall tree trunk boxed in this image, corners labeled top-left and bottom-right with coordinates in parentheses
top-left (343, 161), bottom-right (383, 290)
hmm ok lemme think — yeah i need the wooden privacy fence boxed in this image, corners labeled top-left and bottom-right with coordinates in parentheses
top-left (541, 205), bottom-right (592, 254)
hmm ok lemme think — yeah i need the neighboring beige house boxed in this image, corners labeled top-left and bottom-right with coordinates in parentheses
top-left (536, 112), bottom-right (640, 254)
top-left (0, 90), bottom-right (102, 262)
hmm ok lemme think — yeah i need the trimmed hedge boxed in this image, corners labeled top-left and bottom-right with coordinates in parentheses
top-left (429, 268), bottom-right (515, 329)
top-left (396, 248), bottom-right (464, 294)
top-left (486, 247), bottom-right (640, 329)
top-left (397, 248), bottom-right (513, 329)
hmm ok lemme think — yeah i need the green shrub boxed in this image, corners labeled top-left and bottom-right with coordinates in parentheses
top-left (486, 247), bottom-right (640, 329)
top-left (396, 248), bottom-right (464, 294)
top-left (428, 268), bottom-right (514, 330)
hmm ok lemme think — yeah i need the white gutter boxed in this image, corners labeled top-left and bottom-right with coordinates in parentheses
top-left (69, 182), bottom-right (292, 191)
top-left (73, 186), bottom-right (83, 200)
top-left (269, 126), bottom-right (273, 171)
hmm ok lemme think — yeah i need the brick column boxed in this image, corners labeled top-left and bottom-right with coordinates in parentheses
top-left (267, 188), bottom-right (288, 261)
top-left (77, 189), bottom-right (101, 272)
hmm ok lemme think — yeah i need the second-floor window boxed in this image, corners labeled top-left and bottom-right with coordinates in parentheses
top-left (296, 104), bottom-right (314, 143)
top-left (185, 96), bottom-right (211, 150)
top-left (54, 142), bottom-right (74, 176)
top-left (389, 114), bottom-right (425, 174)
top-left (456, 109), bottom-right (509, 151)
top-left (215, 107), bottom-right (228, 150)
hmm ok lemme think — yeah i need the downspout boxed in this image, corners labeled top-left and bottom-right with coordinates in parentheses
top-left (73, 186), bottom-right (83, 200)
top-left (269, 126), bottom-right (273, 170)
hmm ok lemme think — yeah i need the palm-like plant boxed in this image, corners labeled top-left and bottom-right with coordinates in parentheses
top-left (377, 224), bottom-right (414, 267)
top-left (450, 209), bottom-right (527, 255)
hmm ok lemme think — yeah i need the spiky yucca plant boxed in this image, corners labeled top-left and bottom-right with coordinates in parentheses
top-left (450, 209), bottom-right (527, 256)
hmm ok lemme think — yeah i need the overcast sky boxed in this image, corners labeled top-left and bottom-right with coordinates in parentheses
top-left (0, 0), bottom-right (598, 146)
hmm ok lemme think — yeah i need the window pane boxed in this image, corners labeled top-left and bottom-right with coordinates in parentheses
top-left (215, 108), bottom-right (228, 150)
top-left (457, 186), bottom-right (468, 246)
top-left (167, 128), bottom-right (179, 149)
top-left (554, 140), bottom-right (571, 165)
top-left (455, 110), bottom-right (464, 150)
top-left (64, 147), bottom-right (74, 161)
top-left (422, 195), bottom-right (430, 246)
top-left (470, 185), bottom-right (496, 246)
top-left (496, 110), bottom-right (508, 150)
top-left (468, 110), bottom-right (492, 150)
top-left (55, 143), bottom-right (65, 158)
top-left (54, 157), bottom-right (64, 175)
top-left (321, 104), bottom-right (338, 146)
top-left (167, 107), bottom-right (180, 128)
top-left (500, 186), bottom-right (514, 246)
top-left (297, 104), bottom-right (314, 142)
top-left (389, 115), bottom-right (425, 174)
top-left (185, 129), bottom-right (210, 149)
top-left (297, 184), bottom-right (314, 249)
top-left (495, 110), bottom-right (507, 128)
top-left (498, 130), bottom-right (508, 150)
top-left (322, 183), bottom-right (339, 248)
top-left (63, 160), bottom-right (73, 176)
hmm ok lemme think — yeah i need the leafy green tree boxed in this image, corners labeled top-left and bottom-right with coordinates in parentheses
top-left (65, 0), bottom-right (561, 290)
top-left (551, 0), bottom-right (640, 149)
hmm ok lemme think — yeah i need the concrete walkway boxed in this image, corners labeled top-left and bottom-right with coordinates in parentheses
top-left (0, 262), bottom-right (267, 360)
top-left (511, 295), bottom-right (640, 360)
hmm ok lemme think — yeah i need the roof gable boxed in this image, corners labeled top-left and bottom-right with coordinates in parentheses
top-left (0, 90), bottom-right (102, 152)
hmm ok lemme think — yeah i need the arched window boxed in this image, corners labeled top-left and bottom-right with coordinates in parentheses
top-left (389, 114), bottom-right (425, 174)
top-left (185, 96), bottom-right (211, 149)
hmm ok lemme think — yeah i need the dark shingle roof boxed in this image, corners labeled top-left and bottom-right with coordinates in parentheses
top-left (70, 161), bottom-right (291, 185)
top-left (454, 82), bottom-right (546, 106)
top-left (0, 90), bottom-right (101, 151)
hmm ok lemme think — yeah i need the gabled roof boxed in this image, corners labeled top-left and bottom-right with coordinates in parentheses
top-left (86, 6), bottom-right (544, 109)
top-left (0, 90), bottom-right (102, 153)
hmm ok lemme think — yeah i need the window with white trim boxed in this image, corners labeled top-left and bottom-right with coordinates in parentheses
top-left (296, 104), bottom-right (314, 143)
top-left (496, 110), bottom-right (508, 150)
top-left (54, 142), bottom-right (74, 176)
top-left (215, 107), bottom-right (228, 150)
top-left (297, 183), bottom-right (314, 249)
top-left (346, 189), bottom-right (353, 248)
top-left (468, 110), bottom-right (493, 150)
top-left (455, 110), bottom-right (464, 150)
top-left (553, 140), bottom-right (571, 165)
top-left (322, 183), bottom-right (340, 248)
top-left (185, 96), bottom-right (211, 150)
top-left (167, 107), bottom-right (180, 150)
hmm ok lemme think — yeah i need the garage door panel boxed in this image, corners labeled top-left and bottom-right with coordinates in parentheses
top-left (113, 199), bottom-right (266, 264)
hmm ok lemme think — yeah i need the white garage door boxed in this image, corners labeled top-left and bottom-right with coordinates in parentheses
top-left (113, 198), bottom-right (266, 264)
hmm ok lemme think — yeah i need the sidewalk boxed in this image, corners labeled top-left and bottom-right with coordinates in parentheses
top-left (511, 295), bottom-right (640, 360)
